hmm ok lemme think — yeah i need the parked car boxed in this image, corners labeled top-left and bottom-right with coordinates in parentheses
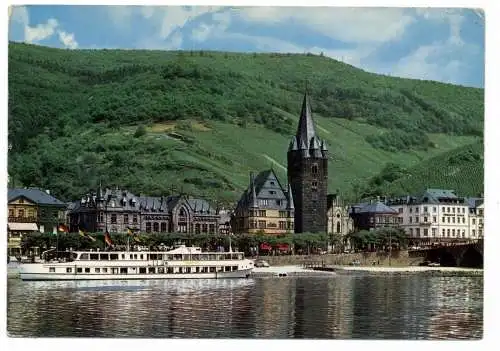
top-left (254, 260), bottom-right (270, 268)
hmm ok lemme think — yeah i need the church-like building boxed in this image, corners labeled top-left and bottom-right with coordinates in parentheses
top-left (232, 89), bottom-right (330, 235)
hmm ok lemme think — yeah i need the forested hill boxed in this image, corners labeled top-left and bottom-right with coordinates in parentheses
top-left (7, 42), bottom-right (484, 205)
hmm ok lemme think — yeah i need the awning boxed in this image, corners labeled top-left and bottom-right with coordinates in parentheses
top-left (275, 243), bottom-right (289, 250)
top-left (260, 243), bottom-right (272, 251)
top-left (8, 223), bottom-right (38, 231)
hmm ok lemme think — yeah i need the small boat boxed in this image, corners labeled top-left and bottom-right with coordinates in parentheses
top-left (18, 245), bottom-right (254, 281)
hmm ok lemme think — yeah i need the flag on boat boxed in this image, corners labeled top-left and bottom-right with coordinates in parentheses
top-left (58, 224), bottom-right (69, 233)
top-left (104, 231), bottom-right (113, 247)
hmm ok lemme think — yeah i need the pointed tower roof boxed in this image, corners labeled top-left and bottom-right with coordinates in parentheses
top-left (286, 183), bottom-right (295, 210)
top-left (249, 172), bottom-right (258, 208)
top-left (288, 136), bottom-right (298, 151)
top-left (296, 89), bottom-right (316, 146)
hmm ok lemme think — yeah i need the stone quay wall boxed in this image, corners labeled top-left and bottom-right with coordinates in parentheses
top-left (258, 250), bottom-right (425, 267)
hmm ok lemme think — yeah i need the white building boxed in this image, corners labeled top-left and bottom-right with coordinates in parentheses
top-left (386, 189), bottom-right (481, 243)
top-left (467, 198), bottom-right (484, 239)
top-left (326, 193), bottom-right (354, 251)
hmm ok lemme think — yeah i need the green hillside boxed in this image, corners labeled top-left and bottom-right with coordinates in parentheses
top-left (7, 42), bottom-right (484, 205)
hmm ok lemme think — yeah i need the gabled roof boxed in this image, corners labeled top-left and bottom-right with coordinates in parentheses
top-left (236, 169), bottom-right (291, 210)
top-left (8, 188), bottom-right (65, 207)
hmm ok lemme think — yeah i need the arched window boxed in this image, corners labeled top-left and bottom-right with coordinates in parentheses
top-left (146, 222), bottom-right (152, 233)
top-left (311, 164), bottom-right (318, 175)
top-left (153, 222), bottom-right (159, 232)
top-left (179, 208), bottom-right (186, 217)
top-left (336, 222), bottom-right (341, 234)
top-left (161, 222), bottom-right (167, 232)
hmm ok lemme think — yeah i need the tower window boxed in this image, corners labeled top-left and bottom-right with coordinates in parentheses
top-left (312, 181), bottom-right (318, 192)
top-left (311, 164), bottom-right (318, 175)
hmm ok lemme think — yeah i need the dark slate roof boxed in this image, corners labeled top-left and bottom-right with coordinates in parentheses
top-left (360, 202), bottom-right (398, 214)
top-left (237, 169), bottom-right (291, 210)
top-left (8, 188), bottom-right (66, 206)
top-left (296, 90), bottom-right (316, 148)
top-left (465, 197), bottom-right (483, 208)
top-left (349, 202), bottom-right (396, 214)
top-left (186, 198), bottom-right (217, 215)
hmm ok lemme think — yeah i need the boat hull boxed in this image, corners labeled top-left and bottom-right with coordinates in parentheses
top-left (19, 268), bottom-right (253, 281)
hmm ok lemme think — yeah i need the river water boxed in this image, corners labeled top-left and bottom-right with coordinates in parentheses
top-left (7, 275), bottom-right (483, 339)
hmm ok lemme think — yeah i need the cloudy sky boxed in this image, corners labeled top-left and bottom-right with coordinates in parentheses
top-left (8, 5), bottom-right (485, 87)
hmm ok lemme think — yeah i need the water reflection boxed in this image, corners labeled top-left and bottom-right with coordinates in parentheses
top-left (7, 275), bottom-right (482, 339)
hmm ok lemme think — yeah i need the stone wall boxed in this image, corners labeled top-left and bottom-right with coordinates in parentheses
top-left (258, 250), bottom-right (425, 267)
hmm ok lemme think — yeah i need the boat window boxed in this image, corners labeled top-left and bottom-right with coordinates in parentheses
top-left (192, 254), bottom-right (199, 261)
top-left (120, 268), bottom-right (127, 274)
top-left (85, 268), bottom-right (90, 273)
top-left (166, 255), bottom-right (173, 260)
top-left (225, 266), bottom-right (231, 272)
top-left (110, 254), bottom-right (119, 260)
top-left (209, 254), bottom-right (217, 261)
top-left (210, 267), bottom-right (216, 273)
top-left (102, 268), bottom-right (108, 273)
top-left (157, 254), bottom-right (162, 260)
top-left (232, 266), bottom-right (238, 271)
top-left (95, 268), bottom-right (100, 273)
top-left (158, 267), bottom-right (165, 274)
top-left (195, 267), bottom-right (200, 273)
top-left (133, 254), bottom-right (138, 259)
top-left (150, 254), bottom-right (156, 260)
top-left (80, 254), bottom-right (89, 260)
top-left (77, 267), bottom-right (82, 273)
top-left (66, 268), bottom-right (72, 273)
top-left (199, 254), bottom-right (207, 261)
top-left (174, 254), bottom-right (182, 260)
top-left (167, 267), bottom-right (174, 274)
top-left (202, 267), bottom-right (209, 273)
top-left (217, 267), bottom-right (223, 272)
top-left (121, 254), bottom-right (125, 259)
top-left (140, 254), bottom-right (143, 260)
top-left (186, 267), bottom-right (191, 273)
top-left (100, 254), bottom-right (109, 260)
top-left (112, 268), bottom-right (119, 274)
top-left (49, 267), bottom-right (55, 272)
top-left (148, 267), bottom-right (155, 274)
top-left (238, 254), bottom-right (243, 260)
top-left (90, 254), bottom-right (99, 260)
top-left (139, 267), bottom-right (146, 274)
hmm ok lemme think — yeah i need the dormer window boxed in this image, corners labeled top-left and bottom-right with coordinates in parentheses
top-left (269, 190), bottom-right (276, 195)
top-left (270, 181), bottom-right (275, 185)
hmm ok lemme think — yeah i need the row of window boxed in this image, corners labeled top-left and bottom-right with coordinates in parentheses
top-left (404, 206), bottom-right (469, 214)
top-left (248, 210), bottom-right (294, 218)
top-left (408, 227), bottom-right (483, 237)
top-left (50, 265), bottom-right (240, 274)
top-left (248, 220), bottom-right (294, 230)
top-left (405, 216), bottom-right (477, 224)
top-left (78, 252), bottom-right (244, 261)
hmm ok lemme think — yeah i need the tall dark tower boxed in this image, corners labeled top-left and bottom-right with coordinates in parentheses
top-left (287, 89), bottom-right (328, 233)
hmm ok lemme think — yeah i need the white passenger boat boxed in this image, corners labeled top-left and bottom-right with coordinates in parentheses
top-left (18, 245), bottom-right (254, 281)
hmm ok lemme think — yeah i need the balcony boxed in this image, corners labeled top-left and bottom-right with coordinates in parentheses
top-left (8, 216), bottom-right (37, 223)
top-left (420, 221), bottom-right (432, 226)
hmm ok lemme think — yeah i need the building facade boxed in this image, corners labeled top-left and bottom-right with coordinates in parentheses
top-left (349, 201), bottom-right (399, 231)
top-left (7, 188), bottom-right (66, 256)
top-left (386, 189), bottom-right (476, 243)
top-left (68, 186), bottom-right (219, 235)
top-left (466, 198), bottom-right (484, 239)
top-left (231, 169), bottom-right (295, 235)
top-left (327, 193), bottom-right (354, 236)
top-left (287, 90), bottom-right (328, 233)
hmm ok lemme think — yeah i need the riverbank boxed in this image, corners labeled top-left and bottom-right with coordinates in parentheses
top-left (314, 265), bottom-right (483, 277)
